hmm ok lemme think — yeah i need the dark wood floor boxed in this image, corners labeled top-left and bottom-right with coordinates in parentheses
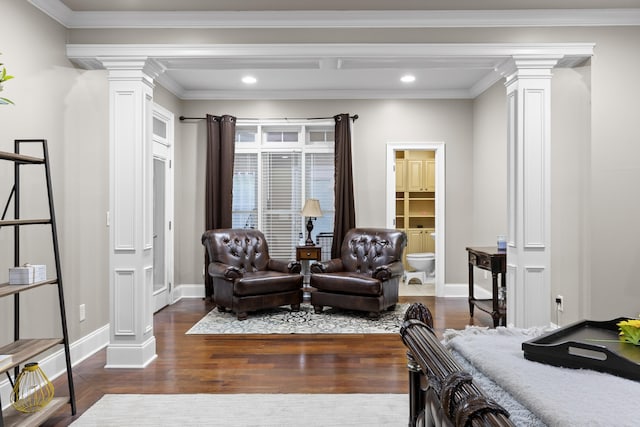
top-left (41, 296), bottom-right (491, 426)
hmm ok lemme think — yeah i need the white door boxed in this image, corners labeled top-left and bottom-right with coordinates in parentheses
top-left (152, 105), bottom-right (174, 312)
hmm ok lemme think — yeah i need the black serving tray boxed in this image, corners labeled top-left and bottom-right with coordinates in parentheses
top-left (522, 318), bottom-right (640, 381)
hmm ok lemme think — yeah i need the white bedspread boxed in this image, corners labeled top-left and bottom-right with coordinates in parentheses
top-left (443, 326), bottom-right (639, 427)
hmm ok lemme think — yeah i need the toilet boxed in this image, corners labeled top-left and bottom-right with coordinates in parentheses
top-left (405, 252), bottom-right (435, 285)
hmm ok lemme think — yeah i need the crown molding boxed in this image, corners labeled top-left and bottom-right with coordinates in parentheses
top-left (30, 1), bottom-right (640, 29)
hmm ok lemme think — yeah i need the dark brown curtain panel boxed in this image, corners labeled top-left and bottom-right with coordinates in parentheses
top-left (204, 114), bottom-right (236, 299)
top-left (332, 113), bottom-right (356, 258)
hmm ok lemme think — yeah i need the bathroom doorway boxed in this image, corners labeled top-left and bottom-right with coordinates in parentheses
top-left (386, 142), bottom-right (445, 297)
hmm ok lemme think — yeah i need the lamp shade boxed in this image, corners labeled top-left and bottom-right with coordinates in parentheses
top-left (301, 199), bottom-right (322, 217)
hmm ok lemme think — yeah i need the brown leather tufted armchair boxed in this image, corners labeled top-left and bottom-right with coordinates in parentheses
top-left (202, 228), bottom-right (303, 320)
top-left (310, 228), bottom-right (407, 318)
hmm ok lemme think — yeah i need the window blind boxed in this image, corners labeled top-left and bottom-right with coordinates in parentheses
top-left (261, 151), bottom-right (302, 259)
top-left (305, 152), bottom-right (334, 242)
top-left (232, 153), bottom-right (258, 229)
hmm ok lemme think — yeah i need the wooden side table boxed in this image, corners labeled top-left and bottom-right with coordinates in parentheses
top-left (466, 246), bottom-right (506, 327)
top-left (296, 245), bottom-right (322, 297)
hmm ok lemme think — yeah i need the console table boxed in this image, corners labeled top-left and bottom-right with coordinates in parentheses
top-left (466, 246), bottom-right (506, 327)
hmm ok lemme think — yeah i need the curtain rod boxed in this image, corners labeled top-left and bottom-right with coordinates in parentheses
top-left (179, 114), bottom-right (358, 122)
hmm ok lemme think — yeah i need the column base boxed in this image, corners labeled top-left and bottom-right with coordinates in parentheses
top-left (105, 336), bottom-right (157, 368)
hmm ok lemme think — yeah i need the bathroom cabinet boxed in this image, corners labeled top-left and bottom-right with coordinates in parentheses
top-left (406, 158), bottom-right (435, 192)
top-left (406, 228), bottom-right (435, 254)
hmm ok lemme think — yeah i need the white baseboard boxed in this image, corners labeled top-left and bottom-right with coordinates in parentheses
top-left (472, 284), bottom-right (492, 299)
top-left (442, 283), bottom-right (491, 299)
top-left (171, 283), bottom-right (205, 302)
top-left (1, 323), bottom-right (110, 410)
top-left (443, 283), bottom-right (468, 297)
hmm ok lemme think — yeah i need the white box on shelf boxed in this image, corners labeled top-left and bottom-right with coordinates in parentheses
top-left (8, 264), bottom-right (46, 284)
top-left (29, 264), bottom-right (47, 282)
top-left (9, 266), bottom-right (34, 284)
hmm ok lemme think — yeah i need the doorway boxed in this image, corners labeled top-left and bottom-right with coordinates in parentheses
top-left (152, 104), bottom-right (175, 312)
top-left (386, 142), bottom-right (445, 296)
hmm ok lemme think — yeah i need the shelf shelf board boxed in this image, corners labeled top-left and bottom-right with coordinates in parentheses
top-left (2, 397), bottom-right (69, 427)
top-left (0, 339), bottom-right (63, 376)
top-left (0, 279), bottom-right (58, 298)
top-left (0, 151), bottom-right (45, 164)
top-left (0, 219), bottom-right (52, 227)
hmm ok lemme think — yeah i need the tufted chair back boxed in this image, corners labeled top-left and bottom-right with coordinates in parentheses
top-left (339, 228), bottom-right (407, 275)
top-left (202, 228), bottom-right (271, 273)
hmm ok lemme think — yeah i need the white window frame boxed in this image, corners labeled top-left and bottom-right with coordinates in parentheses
top-left (233, 120), bottom-right (335, 258)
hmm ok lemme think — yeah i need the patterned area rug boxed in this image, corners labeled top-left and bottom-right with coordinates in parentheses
top-left (186, 303), bottom-right (409, 334)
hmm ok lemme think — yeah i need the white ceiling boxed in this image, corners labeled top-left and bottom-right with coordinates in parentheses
top-left (30, 0), bottom-right (638, 100)
top-left (153, 50), bottom-right (505, 100)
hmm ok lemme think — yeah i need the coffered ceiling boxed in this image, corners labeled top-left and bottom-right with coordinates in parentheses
top-left (30, 1), bottom-right (637, 100)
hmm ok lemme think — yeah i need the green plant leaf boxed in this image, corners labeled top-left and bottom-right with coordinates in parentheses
top-left (0, 97), bottom-right (14, 105)
top-left (619, 324), bottom-right (640, 345)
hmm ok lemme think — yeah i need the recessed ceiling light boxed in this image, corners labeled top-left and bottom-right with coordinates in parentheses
top-left (242, 76), bottom-right (257, 84)
top-left (401, 74), bottom-right (416, 83)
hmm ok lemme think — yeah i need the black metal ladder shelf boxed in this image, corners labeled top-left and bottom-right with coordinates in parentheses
top-left (0, 140), bottom-right (76, 427)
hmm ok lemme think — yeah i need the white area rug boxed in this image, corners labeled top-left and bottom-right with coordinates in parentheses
top-left (444, 326), bottom-right (640, 427)
top-left (71, 393), bottom-right (408, 426)
top-left (186, 303), bottom-right (408, 334)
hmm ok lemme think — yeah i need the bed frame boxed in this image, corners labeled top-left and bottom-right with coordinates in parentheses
top-left (400, 303), bottom-right (515, 427)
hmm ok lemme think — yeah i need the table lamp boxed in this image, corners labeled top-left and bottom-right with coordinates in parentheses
top-left (301, 198), bottom-right (322, 246)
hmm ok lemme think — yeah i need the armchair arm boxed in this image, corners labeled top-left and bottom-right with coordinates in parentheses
top-left (310, 258), bottom-right (344, 274)
top-left (268, 258), bottom-right (302, 274)
top-left (373, 260), bottom-right (405, 281)
top-left (208, 262), bottom-right (243, 280)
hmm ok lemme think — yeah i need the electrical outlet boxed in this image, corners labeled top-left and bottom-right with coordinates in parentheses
top-left (555, 295), bottom-right (564, 312)
top-left (79, 304), bottom-right (86, 322)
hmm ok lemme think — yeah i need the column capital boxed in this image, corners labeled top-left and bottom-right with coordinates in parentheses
top-left (498, 55), bottom-right (562, 85)
top-left (100, 57), bottom-right (165, 85)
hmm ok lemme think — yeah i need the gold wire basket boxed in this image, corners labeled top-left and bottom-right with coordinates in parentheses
top-left (10, 362), bottom-right (55, 413)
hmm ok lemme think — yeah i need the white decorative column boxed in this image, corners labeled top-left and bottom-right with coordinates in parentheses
top-left (103, 58), bottom-right (162, 368)
top-left (503, 56), bottom-right (560, 328)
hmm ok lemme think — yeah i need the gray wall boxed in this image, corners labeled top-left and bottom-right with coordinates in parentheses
top-left (3, 0), bottom-right (640, 349)
top-left (589, 28), bottom-right (640, 320)
top-left (549, 67), bottom-right (591, 324)
top-left (1, 0), bottom-right (109, 344)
